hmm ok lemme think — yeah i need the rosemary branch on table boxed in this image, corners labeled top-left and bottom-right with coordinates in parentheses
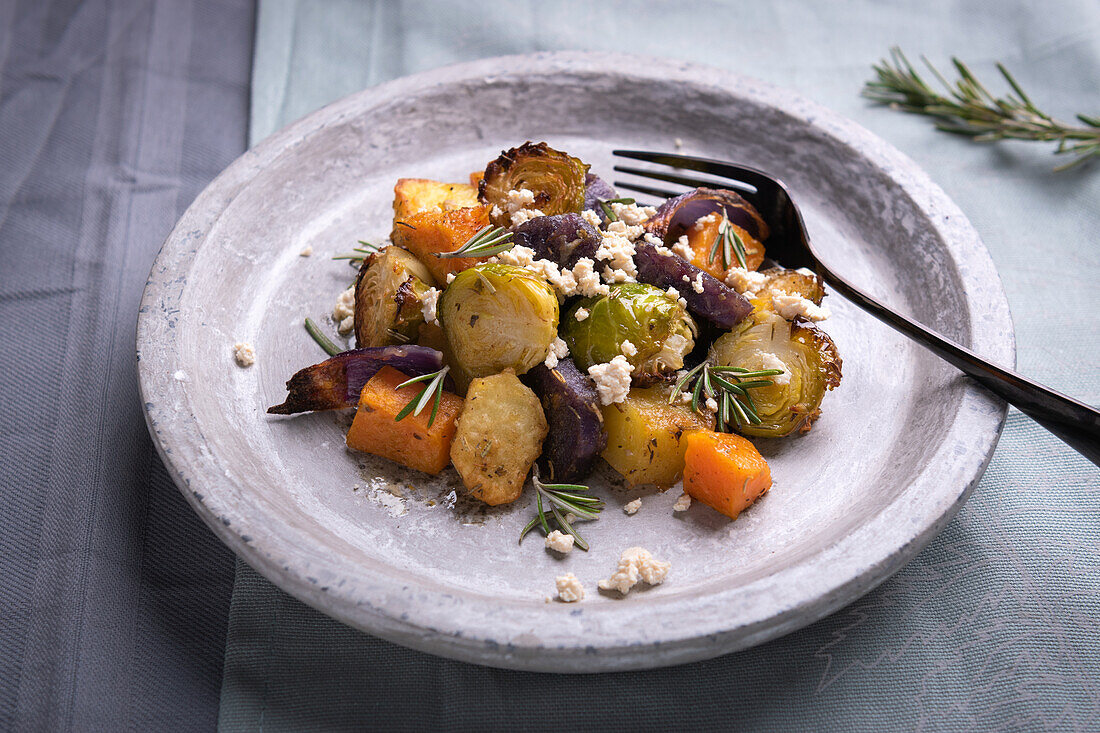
top-left (304, 317), bottom-right (341, 356)
top-left (708, 210), bottom-right (748, 270)
top-left (672, 363), bottom-right (783, 433)
top-left (435, 225), bottom-right (515, 258)
top-left (863, 47), bottom-right (1100, 171)
top-left (519, 468), bottom-right (604, 551)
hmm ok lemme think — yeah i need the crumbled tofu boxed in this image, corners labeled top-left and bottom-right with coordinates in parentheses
top-left (623, 498), bottom-right (642, 515)
top-left (598, 547), bottom-right (670, 596)
top-left (664, 286), bottom-right (688, 309)
top-left (693, 212), bottom-right (720, 231)
top-left (493, 244), bottom-right (538, 268)
top-left (545, 530), bottom-right (575, 554)
top-left (446, 272), bottom-right (456, 284)
top-left (595, 231), bottom-right (638, 283)
top-left (544, 337), bottom-right (569, 369)
top-left (757, 352), bottom-right (790, 385)
top-left (604, 218), bottom-right (645, 243)
top-left (674, 137), bottom-right (684, 149)
top-left (691, 272), bottom-right (706, 293)
top-left (620, 340), bottom-right (638, 357)
top-left (510, 207), bottom-right (545, 226)
top-left (556, 573), bottom-right (585, 603)
top-left (588, 355), bottom-right (634, 405)
top-left (570, 257), bottom-right (610, 297)
top-left (574, 307), bottom-right (590, 321)
top-left (333, 287), bottom-right (356, 335)
top-left (299, 245), bottom-right (313, 257)
top-left (678, 390), bottom-right (693, 404)
top-left (609, 202), bottom-right (657, 226)
top-left (499, 188), bottom-right (539, 225)
top-left (704, 396), bottom-right (718, 412)
top-left (725, 267), bottom-right (768, 297)
top-left (232, 342), bottom-right (255, 367)
top-left (672, 493), bottom-right (692, 512)
top-left (772, 293), bottom-right (831, 322)
top-left (672, 235), bottom-right (694, 260)
top-left (581, 209), bottom-right (604, 229)
top-left (421, 287), bottom-right (441, 327)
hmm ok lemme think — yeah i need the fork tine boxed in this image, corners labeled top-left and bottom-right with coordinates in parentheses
top-left (613, 150), bottom-right (782, 194)
top-left (613, 180), bottom-right (680, 199)
top-left (613, 165), bottom-right (756, 195)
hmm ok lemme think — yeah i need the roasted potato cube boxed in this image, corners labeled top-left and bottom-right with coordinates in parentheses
top-left (392, 204), bottom-right (491, 284)
top-left (451, 369), bottom-right (548, 505)
top-left (392, 178), bottom-right (481, 223)
top-left (601, 386), bottom-right (714, 488)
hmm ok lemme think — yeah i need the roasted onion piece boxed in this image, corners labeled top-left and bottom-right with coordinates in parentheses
top-left (644, 187), bottom-right (769, 274)
top-left (563, 283), bottom-right (696, 382)
top-left (708, 310), bottom-right (841, 437)
top-left (353, 246), bottom-right (436, 348)
top-left (438, 263), bottom-right (559, 383)
top-left (478, 142), bottom-right (588, 227)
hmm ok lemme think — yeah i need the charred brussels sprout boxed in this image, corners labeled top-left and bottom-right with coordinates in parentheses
top-left (353, 246), bottom-right (436, 348)
top-left (438, 263), bottom-right (559, 383)
top-left (563, 283), bottom-right (696, 382)
top-left (479, 142), bottom-right (588, 227)
top-left (709, 310), bottom-right (841, 437)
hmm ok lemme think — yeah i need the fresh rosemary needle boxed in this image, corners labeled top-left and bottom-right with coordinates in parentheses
top-left (671, 363), bottom-right (783, 433)
top-left (519, 468), bottom-right (605, 551)
top-left (597, 196), bottom-right (636, 223)
top-left (707, 210), bottom-right (748, 270)
top-left (863, 47), bottom-right (1100, 171)
top-left (394, 366), bottom-right (450, 427)
top-left (304, 317), bottom-right (341, 356)
top-left (435, 225), bottom-right (515, 259)
top-left (332, 240), bottom-right (384, 267)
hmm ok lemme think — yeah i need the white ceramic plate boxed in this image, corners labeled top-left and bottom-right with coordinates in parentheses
top-left (137, 52), bottom-right (1012, 672)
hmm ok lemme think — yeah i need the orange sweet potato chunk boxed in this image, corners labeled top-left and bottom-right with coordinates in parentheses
top-left (346, 366), bottom-right (463, 475)
top-left (683, 214), bottom-right (766, 279)
top-left (391, 205), bottom-right (491, 284)
top-left (682, 431), bottom-right (772, 520)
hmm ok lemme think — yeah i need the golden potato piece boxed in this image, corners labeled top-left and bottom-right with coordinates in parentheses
top-left (601, 386), bottom-right (714, 488)
top-left (451, 369), bottom-right (548, 505)
top-left (392, 178), bottom-right (480, 224)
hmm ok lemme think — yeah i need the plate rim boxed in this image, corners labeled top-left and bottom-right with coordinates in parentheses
top-left (137, 51), bottom-right (1014, 672)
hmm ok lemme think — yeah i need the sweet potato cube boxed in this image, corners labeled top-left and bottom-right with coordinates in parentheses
top-left (392, 178), bottom-right (480, 222)
top-left (684, 214), bottom-right (766, 279)
top-left (682, 431), bottom-right (771, 519)
top-left (346, 366), bottom-right (462, 475)
top-left (391, 205), bottom-right (491, 284)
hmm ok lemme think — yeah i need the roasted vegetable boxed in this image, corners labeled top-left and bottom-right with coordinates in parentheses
top-left (683, 431), bottom-right (772, 519)
top-left (708, 310), bottom-right (841, 437)
top-left (438, 263), bottom-right (559, 385)
top-left (633, 241), bottom-right (753, 329)
top-left (267, 345), bottom-right (443, 415)
top-left (524, 358), bottom-right (607, 482)
top-left (678, 208), bottom-right (767, 277)
top-left (345, 365), bottom-right (463, 475)
top-left (511, 213), bottom-right (601, 268)
top-left (451, 369), bottom-right (548, 505)
top-left (582, 172), bottom-right (617, 222)
top-left (391, 204), bottom-right (492, 283)
top-left (392, 178), bottom-right (481, 223)
top-left (562, 283), bottom-right (696, 382)
top-left (353, 246), bottom-right (436, 348)
top-left (479, 142), bottom-right (588, 227)
top-left (601, 386), bottom-right (714, 488)
top-left (758, 266), bottom-right (825, 305)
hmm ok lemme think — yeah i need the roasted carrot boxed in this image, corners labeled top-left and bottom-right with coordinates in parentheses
top-left (682, 431), bottom-right (772, 519)
top-left (391, 205), bottom-right (491, 283)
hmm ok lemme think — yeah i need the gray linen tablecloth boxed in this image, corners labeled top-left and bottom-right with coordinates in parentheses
top-left (218, 1), bottom-right (1100, 731)
top-left (0, 1), bottom-right (253, 729)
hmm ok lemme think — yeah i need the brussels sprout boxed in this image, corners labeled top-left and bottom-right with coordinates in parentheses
top-left (758, 267), bottom-right (825, 305)
top-left (438, 263), bottom-right (559, 384)
top-left (478, 142), bottom-right (588, 227)
top-left (353, 246), bottom-right (436, 348)
top-left (563, 283), bottom-right (696, 382)
top-left (708, 310), bottom-right (841, 437)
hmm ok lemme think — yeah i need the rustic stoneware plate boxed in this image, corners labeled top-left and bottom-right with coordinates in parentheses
top-left (137, 52), bottom-right (1013, 672)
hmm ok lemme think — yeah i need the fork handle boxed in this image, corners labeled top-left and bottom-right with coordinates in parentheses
top-left (822, 270), bottom-right (1100, 466)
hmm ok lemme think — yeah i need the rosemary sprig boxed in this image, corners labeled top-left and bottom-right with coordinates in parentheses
top-left (597, 196), bottom-right (637, 223)
top-left (304, 317), bottom-right (340, 356)
top-left (435, 225), bottom-right (514, 259)
top-left (519, 468), bottom-right (604, 551)
top-left (863, 47), bottom-right (1100, 171)
top-left (671, 363), bottom-right (783, 433)
top-left (394, 366), bottom-right (450, 427)
top-left (332, 240), bottom-right (384, 267)
top-left (707, 211), bottom-right (748, 270)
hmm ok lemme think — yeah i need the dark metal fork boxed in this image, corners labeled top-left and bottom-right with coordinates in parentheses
top-left (613, 150), bottom-right (1100, 465)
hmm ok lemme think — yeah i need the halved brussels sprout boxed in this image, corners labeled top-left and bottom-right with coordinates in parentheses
top-left (758, 267), bottom-right (825, 305)
top-left (708, 310), bottom-right (841, 437)
top-left (563, 283), bottom-right (696, 382)
top-left (478, 142), bottom-right (588, 227)
top-left (353, 246), bottom-right (436, 348)
top-left (438, 263), bottom-right (559, 385)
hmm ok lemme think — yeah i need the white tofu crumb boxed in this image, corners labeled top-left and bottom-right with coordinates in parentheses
top-left (672, 235), bottom-right (694, 260)
top-left (598, 547), bottom-right (670, 596)
top-left (446, 272), bottom-right (456, 284)
top-left (772, 293), bottom-right (831, 322)
top-left (510, 207), bottom-right (545, 226)
top-left (233, 342), bottom-right (255, 367)
top-left (757, 352), bottom-right (791, 385)
top-left (623, 498), bottom-right (642, 515)
top-left (693, 212), bottom-right (720, 231)
top-left (556, 573), bottom-right (585, 603)
top-left (609, 202), bottom-right (657, 226)
top-left (674, 137), bottom-right (684, 149)
top-left (581, 209), bottom-right (604, 229)
top-left (544, 336), bottom-right (569, 369)
top-left (588, 355), bottom-right (634, 405)
top-left (672, 493), bottom-right (692, 512)
top-left (678, 390), bottom-right (693, 404)
top-left (333, 287), bottom-right (356, 335)
top-left (299, 245), bottom-right (313, 257)
top-left (681, 274), bottom-right (690, 283)
top-left (664, 286), bottom-right (688, 309)
top-left (595, 231), bottom-right (638, 282)
top-left (725, 267), bottom-right (768, 297)
top-left (704, 396), bottom-right (718, 412)
top-left (500, 188), bottom-right (539, 225)
top-left (545, 530), bottom-right (575, 554)
top-left (620, 339), bottom-right (637, 357)
top-left (574, 307), bottom-right (590, 321)
top-left (421, 287), bottom-right (441, 327)
top-left (691, 272), bottom-right (706, 293)
top-left (570, 257), bottom-right (610, 297)
top-left (173, 370), bottom-right (188, 382)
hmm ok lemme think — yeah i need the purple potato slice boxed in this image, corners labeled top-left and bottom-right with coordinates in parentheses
top-left (510, 213), bottom-right (601, 268)
top-left (524, 358), bottom-right (608, 482)
top-left (634, 242), bottom-right (752, 329)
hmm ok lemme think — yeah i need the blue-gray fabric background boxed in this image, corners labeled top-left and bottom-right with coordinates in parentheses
top-left (221, 1), bottom-right (1100, 731)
